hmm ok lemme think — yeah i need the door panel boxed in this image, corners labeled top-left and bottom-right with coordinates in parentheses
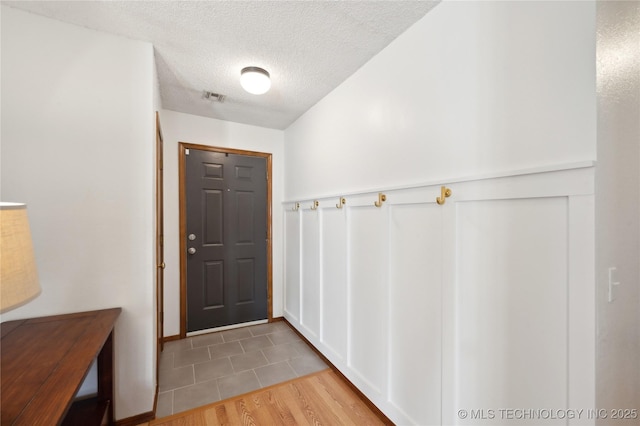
top-left (203, 190), bottom-right (223, 244)
top-left (186, 149), bottom-right (267, 332)
top-left (204, 261), bottom-right (224, 307)
top-left (236, 258), bottom-right (256, 303)
top-left (236, 192), bottom-right (255, 243)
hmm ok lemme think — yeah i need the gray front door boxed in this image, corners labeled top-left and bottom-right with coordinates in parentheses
top-left (185, 148), bottom-right (268, 332)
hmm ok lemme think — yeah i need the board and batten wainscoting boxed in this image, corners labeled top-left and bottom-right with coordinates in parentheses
top-left (283, 163), bottom-right (596, 426)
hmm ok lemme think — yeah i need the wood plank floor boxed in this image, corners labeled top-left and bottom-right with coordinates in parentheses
top-left (147, 369), bottom-right (389, 426)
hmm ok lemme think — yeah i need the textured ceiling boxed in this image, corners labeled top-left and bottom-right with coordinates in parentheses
top-left (3, 1), bottom-right (438, 129)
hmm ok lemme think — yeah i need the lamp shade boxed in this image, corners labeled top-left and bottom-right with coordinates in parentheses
top-left (1, 203), bottom-right (41, 312)
top-left (240, 66), bottom-right (271, 95)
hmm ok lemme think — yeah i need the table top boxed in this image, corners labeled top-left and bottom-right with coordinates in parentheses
top-left (1, 308), bottom-right (121, 425)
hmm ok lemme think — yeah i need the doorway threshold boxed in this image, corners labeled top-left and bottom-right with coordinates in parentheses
top-left (186, 319), bottom-right (268, 337)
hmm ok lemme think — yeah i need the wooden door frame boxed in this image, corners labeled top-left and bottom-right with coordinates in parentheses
top-left (155, 112), bottom-right (164, 384)
top-left (178, 142), bottom-right (273, 338)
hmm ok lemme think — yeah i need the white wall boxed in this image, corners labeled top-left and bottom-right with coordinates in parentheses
top-left (159, 109), bottom-right (285, 337)
top-left (285, 1), bottom-right (596, 200)
top-left (283, 1), bottom-right (604, 424)
top-left (595, 1), bottom-right (640, 421)
top-left (0, 6), bottom-right (156, 421)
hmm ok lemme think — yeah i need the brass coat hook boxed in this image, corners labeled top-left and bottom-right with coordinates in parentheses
top-left (291, 202), bottom-right (300, 212)
top-left (374, 193), bottom-right (386, 208)
top-left (436, 186), bottom-right (452, 205)
top-left (336, 197), bottom-right (346, 209)
top-left (311, 200), bottom-right (319, 210)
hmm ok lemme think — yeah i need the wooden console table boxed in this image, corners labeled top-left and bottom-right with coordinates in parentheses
top-left (1, 308), bottom-right (121, 425)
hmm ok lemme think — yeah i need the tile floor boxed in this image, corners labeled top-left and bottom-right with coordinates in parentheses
top-left (156, 321), bottom-right (329, 418)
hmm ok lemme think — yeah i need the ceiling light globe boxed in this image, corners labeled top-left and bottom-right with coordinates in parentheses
top-left (240, 67), bottom-right (271, 95)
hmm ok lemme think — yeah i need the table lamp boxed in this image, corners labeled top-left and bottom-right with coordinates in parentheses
top-left (0, 203), bottom-right (41, 313)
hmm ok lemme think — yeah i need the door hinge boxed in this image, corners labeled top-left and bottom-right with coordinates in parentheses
top-left (185, 149), bottom-right (190, 155)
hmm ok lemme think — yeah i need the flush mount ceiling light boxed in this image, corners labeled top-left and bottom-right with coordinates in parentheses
top-left (240, 66), bottom-right (271, 95)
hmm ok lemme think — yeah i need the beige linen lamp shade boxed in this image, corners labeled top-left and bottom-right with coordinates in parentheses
top-left (0, 203), bottom-right (41, 312)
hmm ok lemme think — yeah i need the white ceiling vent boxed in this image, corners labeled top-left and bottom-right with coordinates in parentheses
top-left (202, 91), bottom-right (226, 103)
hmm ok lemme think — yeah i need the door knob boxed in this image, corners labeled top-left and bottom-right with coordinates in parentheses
top-left (188, 247), bottom-right (196, 255)
top-left (188, 234), bottom-right (196, 241)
